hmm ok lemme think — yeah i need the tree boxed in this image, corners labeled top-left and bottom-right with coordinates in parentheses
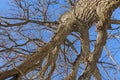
top-left (0, 0), bottom-right (120, 80)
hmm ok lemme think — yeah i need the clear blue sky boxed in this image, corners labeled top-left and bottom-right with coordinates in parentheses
top-left (0, 0), bottom-right (9, 9)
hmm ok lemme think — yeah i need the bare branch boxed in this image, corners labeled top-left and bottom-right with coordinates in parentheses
top-left (104, 46), bottom-right (120, 71)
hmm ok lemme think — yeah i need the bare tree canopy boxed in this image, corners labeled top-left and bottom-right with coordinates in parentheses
top-left (0, 0), bottom-right (120, 80)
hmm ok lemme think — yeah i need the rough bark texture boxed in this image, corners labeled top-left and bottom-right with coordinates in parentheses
top-left (0, 0), bottom-right (120, 80)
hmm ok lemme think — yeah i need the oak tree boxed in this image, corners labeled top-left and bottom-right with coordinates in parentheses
top-left (0, 0), bottom-right (120, 80)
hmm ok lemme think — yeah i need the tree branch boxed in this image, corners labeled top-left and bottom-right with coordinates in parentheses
top-left (0, 11), bottom-right (75, 80)
top-left (0, 18), bottom-right (58, 29)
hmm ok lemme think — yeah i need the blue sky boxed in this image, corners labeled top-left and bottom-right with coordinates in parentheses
top-left (0, 0), bottom-right (11, 15)
top-left (0, 0), bottom-right (10, 9)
